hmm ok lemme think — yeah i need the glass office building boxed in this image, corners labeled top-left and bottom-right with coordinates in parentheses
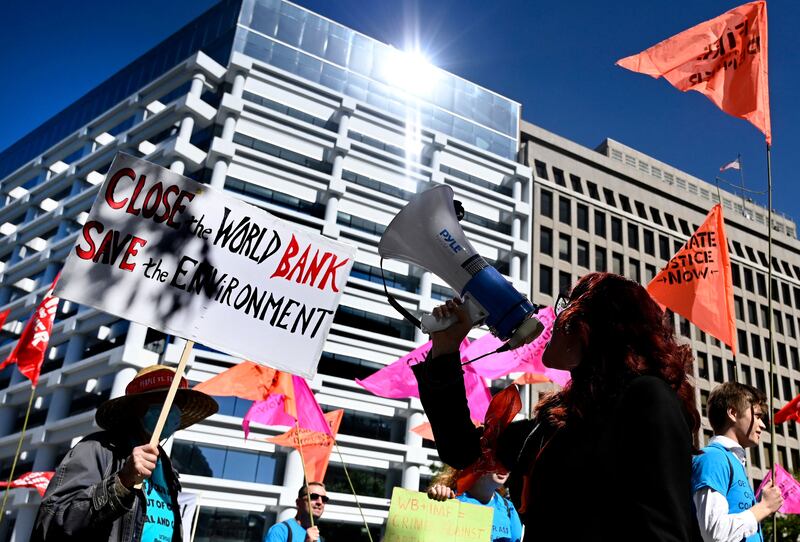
top-left (0, 1), bottom-right (530, 540)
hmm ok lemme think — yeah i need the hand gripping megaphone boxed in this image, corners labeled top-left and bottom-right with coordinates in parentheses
top-left (378, 185), bottom-right (544, 350)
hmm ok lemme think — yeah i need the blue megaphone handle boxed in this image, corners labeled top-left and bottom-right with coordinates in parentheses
top-left (461, 266), bottom-right (536, 340)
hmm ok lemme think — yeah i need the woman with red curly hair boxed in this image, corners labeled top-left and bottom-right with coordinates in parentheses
top-left (412, 272), bottom-right (700, 541)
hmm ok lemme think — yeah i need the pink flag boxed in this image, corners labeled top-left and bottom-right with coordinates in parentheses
top-left (756, 463), bottom-right (800, 514)
top-left (463, 363), bottom-right (491, 423)
top-left (461, 307), bottom-right (571, 387)
top-left (242, 375), bottom-right (331, 438)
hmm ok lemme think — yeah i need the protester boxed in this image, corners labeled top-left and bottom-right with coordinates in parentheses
top-left (265, 482), bottom-right (327, 542)
top-left (31, 365), bottom-right (218, 541)
top-left (692, 382), bottom-right (783, 541)
top-left (427, 466), bottom-right (522, 542)
top-left (413, 272), bottom-right (701, 540)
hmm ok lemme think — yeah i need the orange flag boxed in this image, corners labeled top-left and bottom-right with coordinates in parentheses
top-left (267, 409), bottom-right (344, 482)
top-left (410, 422), bottom-right (435, 442)
top-left (647, 205), bottom-right (736, 354)
top-left (617, 1), bottom-right (770, 143)
top-left (193, 361), bottom-right (279, 401)
top-left (513, 372), bottom-right (551, 385)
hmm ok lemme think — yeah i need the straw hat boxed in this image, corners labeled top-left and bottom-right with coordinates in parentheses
top-left (96, 365), bottom-right (218, 431)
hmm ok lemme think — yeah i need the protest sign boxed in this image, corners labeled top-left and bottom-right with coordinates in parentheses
top-left (55, 153), bottom-right (356, 379)
top-left (178, 492), bottom-right (200, 541)
top-left (383, 488), bottom-right (492, 542)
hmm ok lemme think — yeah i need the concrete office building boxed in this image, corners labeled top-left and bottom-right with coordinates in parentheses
top-left (523, 120), bottom-right (800, 487)
top-left (0, 1), bottom-right (531, 540)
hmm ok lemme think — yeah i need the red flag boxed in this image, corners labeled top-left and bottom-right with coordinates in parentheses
top-left (0, 275), bottom-right (60, 385)
top-left (647, 205), bottom-right (736, 353)
top-left (617, 1), bottom-right (770, 143)
top-left (775, 394), bottom-right (800, 425)
top-left (267, 410), bottom-right (344, 482)
top-left (0, 309), bottom-right (9, 330)
top-left (0, 471), bottom-right (54, 496)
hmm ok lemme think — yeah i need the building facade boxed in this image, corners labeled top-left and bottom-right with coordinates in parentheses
top-left (0, 1), bottom-right (531, 540)
top-left (523, 120), bottom-right (800, 487)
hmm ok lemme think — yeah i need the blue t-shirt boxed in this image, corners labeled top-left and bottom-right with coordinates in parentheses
top-left (692, 442), bottom-right (762, 542)
top-left (457, 492), bottom-right (522, 542)
top-left (264, 518), bottom-right (324, 542)
top-left (142, 459), bottom-right (175, 542)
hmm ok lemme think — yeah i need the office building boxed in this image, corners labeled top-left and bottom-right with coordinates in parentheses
top-left (0, 1), bottom-right (530, 540)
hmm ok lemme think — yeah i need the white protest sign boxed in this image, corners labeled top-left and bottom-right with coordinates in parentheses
top-left (55, 153), bottom-right (356, 378)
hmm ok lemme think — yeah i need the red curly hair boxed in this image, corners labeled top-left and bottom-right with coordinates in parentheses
top-left (536, 273), bottom-right (700, 448)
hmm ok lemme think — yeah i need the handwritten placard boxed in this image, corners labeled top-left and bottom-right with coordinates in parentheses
top-left (383, 488), bottom-right (492, 542)
top-left (55, 153), bottom-right (356, 378)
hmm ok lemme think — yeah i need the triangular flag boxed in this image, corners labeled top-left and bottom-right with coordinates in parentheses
top-left (193, 361), bottom-right (277, 401)
top-left (0, 275), bottom-right (60, 386)
top-left (617, 1), bottom-right (770, 143)
top-left (410, 422), bottom-right (435, 442)
top-left (242, 373), bottom-right (331, 438)
top-left (267, 409), bottom-right (344, 482)
top-left (0, 471), bottom-right (54, 497)
top-left (775, 393), bottom-right (800, 425)
top-left (756, 464), bottom-right (800, 514)
top-left (647, 205), bottom-right (736, 354)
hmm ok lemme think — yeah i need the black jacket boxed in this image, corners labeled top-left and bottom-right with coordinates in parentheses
top-left (412, 353), bottom-right (694, 542)
top-left (31, 431), bottom-right (183, 542)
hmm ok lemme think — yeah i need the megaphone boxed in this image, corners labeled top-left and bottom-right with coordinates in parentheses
top-left (379, 185), bottom-right (544, 350)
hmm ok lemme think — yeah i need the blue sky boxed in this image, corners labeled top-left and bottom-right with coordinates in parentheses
top-left (1, 1), bottom-right (797, 224)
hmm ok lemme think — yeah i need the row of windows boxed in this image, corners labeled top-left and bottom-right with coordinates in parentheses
top-left (233, 133), bottom-right (333, 174)
top-left (242, 90), bottom-right (339, 132)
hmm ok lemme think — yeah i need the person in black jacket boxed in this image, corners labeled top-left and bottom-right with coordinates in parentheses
top-left (413, 272), bottom-right (700, 541)
top-left (31, 365), bottom-right (218, 542)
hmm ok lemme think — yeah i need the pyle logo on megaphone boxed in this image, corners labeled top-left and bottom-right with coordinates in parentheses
top-left (437, 229), bottom-right (464, 254)
top-left (379, 185), bottom-right (544, 351)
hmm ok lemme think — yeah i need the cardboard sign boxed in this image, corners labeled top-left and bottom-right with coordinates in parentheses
top-left (55, 153), bottom-right (356, 378)
top-left (383, 488), bottom-right (492, 542)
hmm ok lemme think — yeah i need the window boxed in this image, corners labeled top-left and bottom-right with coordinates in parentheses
top-left (195, 508), bottom-right (266, 542)
top-left (778, 342), bottom-right (788, 367)
top-left (751, 333), bottom-right (762, 359)
top-left (540, 227), bottom-right (553, 256)
top-left (712, 355), bottom-right (723, 383)
top-left (783, 376), bottom-right (792, 400)
top-left (540, 190), bottom-right (553, 218)
top-left (577, 240), bottom-right (589, 268)
top-left (627, 224), bottom-right (639, 250)
top-left (783, 282), bottom-right (792, 307)
top-left (792, 346), bottom-right (799, 370)
top-left (643, 230), bottom-right (654, 256)
top-left (594, 211), bottom-right (606, 237)
top-left (559, 271), bottom-right (572, 295)
top-left (744, 269), bottom-right (754, 291)
top-left (628, 259), bottom-right (640, 282)
top-left (731, 263), bottom-right (741, 288)
top-left (737, 330), bottom-right (749, 355)
top-left (727, 359), bottom-right (737, 382)
top-left (650, 207), bottom-right (663, 225)
top-left (603, 188), bottom-right (616, 207)
top-left (747, 301), bottom-right (758, 325)
top-left (756, 273), bottom-right (767, 297)
top-left (539, 265), bottom-right (552, 295)
top-left (697, 352), bottom-right (709, 379)
top-left (587, 181), bottom-right (600, 200)
top-left (570, 174), bottom-right (583, 193)
top-left (665, 213), bottom-right (677, 231)
top-left (634, 201), bottom-right (648, 219)
top-left (172, 442), bottom-right (279, 484)
top-left (734, 296), bottom-right (744, 321)
top-left (755, 368), bottom-right (766, 393)
top-left (559, 196), bottom-right (571, 225)
top-left (659, 236), bottom-right (671, 260)
top-left (611, 218), bottom-right (623, 243)
top-left (577, 204), bottom-right (589, 231)
top-left (787, 314), bottom-right (796, 338)
top-left (559, 234), bottom-right (571, 262)
top-left (595, 247), bottom-right (607, 271)
top-left (645, 264), bottom-right (657, 283)
top-left (774, 309), bottom-right (784, 335)
top-left (552, 167), bottom-right (565, 185)
top-left (619, 195), bottom-right (632, 213)
top-left (534, 160), bottom-right (548, 180)
top-left (612, 252), bottom-right (623, 275)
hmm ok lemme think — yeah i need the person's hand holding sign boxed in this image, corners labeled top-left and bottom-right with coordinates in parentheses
top-left (118, 443), bottom-right (159, 488)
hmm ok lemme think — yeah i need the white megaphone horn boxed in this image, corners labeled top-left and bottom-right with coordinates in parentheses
top-left (379, 185), bottom-right (544, 350)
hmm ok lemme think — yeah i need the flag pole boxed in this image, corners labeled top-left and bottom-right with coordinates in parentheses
top-left (0, 384), bottom-right (37, 525)
top-left (333, 441), bottom-right (374, 542)
top-left (738, 153), bottom-right (749, 219)
top-left (765, 142), bottom-right (777, 541)
top-left (294, 421), bottom-right (315, 529)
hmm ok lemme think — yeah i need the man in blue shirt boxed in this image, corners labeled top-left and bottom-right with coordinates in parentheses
top-left (692, 382), bottom-right (783, 542)
top-left (265, 482), bottom-right (327, 542)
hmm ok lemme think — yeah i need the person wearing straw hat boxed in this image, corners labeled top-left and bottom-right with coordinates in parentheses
top-left (265, 482), bottom-right (327, 542)
top-left (31, 365), bottom-right (218, 542)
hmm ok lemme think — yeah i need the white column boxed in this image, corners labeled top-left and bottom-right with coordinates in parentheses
top-left (209, 71), bottom-right (245, 190)
top-left (110, 367), bottom-right (138, 399)
top-left (277, 449), bottom-right (304, 521)
top-left (513, 179), bottom-right (523, 202)
top-left (324, 195), bottom-right (339, 225)
top-left (402, 412), bottom-right (424, 490)
top-left (415, 272), bottom-right (434, 342)
top-left (511, 256), bottom-right (521, 280)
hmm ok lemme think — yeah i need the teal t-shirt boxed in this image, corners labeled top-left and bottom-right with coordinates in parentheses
top-left (142, 459), bottom-right (175, 542)
top-left (692, 442), bottom-right (762, 542)
top-left (457, 492), bottom-right (522, 542)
